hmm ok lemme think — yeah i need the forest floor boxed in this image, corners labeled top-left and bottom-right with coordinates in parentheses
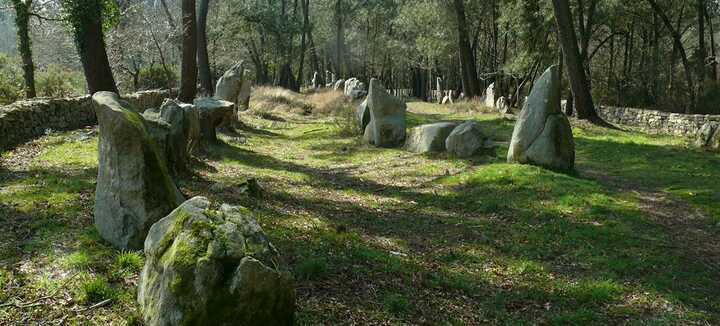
top-left (1, 89), bottom-right (719, 325)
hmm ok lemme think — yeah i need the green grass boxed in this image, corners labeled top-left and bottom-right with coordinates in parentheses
top-left (1, 96), bottom-right (718, 325)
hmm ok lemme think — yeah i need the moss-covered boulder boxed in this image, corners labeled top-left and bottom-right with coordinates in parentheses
top-left (92, 92), bottom-right (185, 250)
top-left (138, 196), bottom-right (295, 326)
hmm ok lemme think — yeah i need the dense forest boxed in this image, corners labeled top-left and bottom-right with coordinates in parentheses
top-left (2, 0), bottom-right (720, 114)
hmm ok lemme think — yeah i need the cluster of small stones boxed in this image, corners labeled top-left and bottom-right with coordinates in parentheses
top-left (0, 89), bottom-right (175, 150)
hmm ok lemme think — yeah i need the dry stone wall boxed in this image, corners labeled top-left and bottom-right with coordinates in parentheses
top-left (595, 106), bottom-right (720, 137)
top-left (0, 89), bottom-right (175, 151)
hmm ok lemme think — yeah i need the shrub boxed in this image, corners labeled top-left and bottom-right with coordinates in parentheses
top-left (115, 250), bottom-right (143, 273)
top-left (36, 65), bottom-right (85, 98)
top-left (138, 65), bottom-right (176, 90)
top-left (0, 54), bottom-right (23, 105)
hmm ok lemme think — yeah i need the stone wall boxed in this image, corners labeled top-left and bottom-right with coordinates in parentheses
top-left (0, 89), bottom-right (176, 151)
top-left (595, 106), bottom-right (720, 137)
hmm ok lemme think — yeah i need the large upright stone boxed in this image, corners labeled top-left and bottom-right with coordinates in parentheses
top-left (334, 79), bottom-right (346, 91)
top-left (405, 122), bottom-right (458, 153)
top-left (214, 62), bottom-right (251, 126)
top-left (507, 65), bottom-right (575, 171)
top-left (311, 72), bottom-right (320, 89)
top-left (194, 98), bottom-right (235, 144)
top-left (92, 92), bottom-right (185, 250)
top-left (357, 98), bottom-right (371, 132)
top-left (138, 197), bottom-right (295, 326)
top-left (365, 78), bottom-right (407, 147)
top-left (695, 122), bottom-right (720, 150)
top-left (484, 83), bottom-right (495, 108)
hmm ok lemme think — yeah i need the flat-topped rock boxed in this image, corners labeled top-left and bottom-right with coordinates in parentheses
top-left (92, 91), bottom-right (184, 249)
top-left (194, 98), bottom-right (235, 143)
top-left (405, 122), bottom-right (458, 153)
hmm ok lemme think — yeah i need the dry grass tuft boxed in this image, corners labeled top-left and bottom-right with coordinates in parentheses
top-left (249, 86), bottom-right (314, 116)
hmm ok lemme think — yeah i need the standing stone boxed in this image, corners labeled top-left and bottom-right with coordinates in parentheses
top-left (496, 96), bottom-right (510, 114)
top-left (442, 91), bottom-right (454, 105)
top-left (436, 77), bottom-right (443, 104)
top-left (92, 92), bottom-right (185, 250)
top-left (695, 122), bottom-right (720, 150)
top-left (215, 62), bottom-right (245, 103)
top-left (405, 122), bottom-right (458, 153)
top-left (484, 83), bottom-right (495, 108)
top-left (357, 98), bottom-right (371, 132)
top-left (365, 79), bottom-right (407, 147)
top-left (507, 65), bottom-right (575, 171)
top-left (138, 197), bottom-right (295, 326)
top-left (194, 98), bottom-right (235, 144)
top-left (237, 73), bottom-right (253, 113)
top-left (311, 72), bottom-right (319, 89)
top-left (446, 121), bottom-right (487, 158)
top-left (142, 99), bottom-right (195, 175)
top-left (334, 79), bottom-right (346, 91)
top-left (179, 103), bottom-right (201, 155)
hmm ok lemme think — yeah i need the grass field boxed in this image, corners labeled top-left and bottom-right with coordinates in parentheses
top-left (1, 90), bottom-right (719, 325)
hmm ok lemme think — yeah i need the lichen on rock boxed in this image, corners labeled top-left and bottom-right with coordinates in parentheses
top-left (138, 197), bottom-right (295, 326)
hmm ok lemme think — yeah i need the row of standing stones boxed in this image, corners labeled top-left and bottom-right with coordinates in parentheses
top-left (89, 64), bottom-right (571, 325)
top-left (92, 61), bottom-right (295, 325)
top-left (354, 66), bottom-right (575, 171)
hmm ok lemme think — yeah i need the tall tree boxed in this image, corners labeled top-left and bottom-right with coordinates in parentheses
top-left (197, 0), bottom-right (213, 96)
top-left (179, 0), bottom-right (197, 103)
top-left (551, 0), bottom-right (601, 122)
top-left (62, 0), bottom-right (118, 94)
top-left (10, 0), bottom-right (35, 98)
top-left (452, 0), bottom-right (481, 98)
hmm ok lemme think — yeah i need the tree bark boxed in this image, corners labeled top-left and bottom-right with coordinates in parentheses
top-left (297, 0), bottom-right (310, 87)
top-left (66, 0), bottom-right (118, 94)
top-left (197, 0), bottom-right (213, 96)
top-left (179, 0), bottom-right (198, 103)
top-left (452, 0), bottom-right (481, 98)
top-left (646, 0), bottom-right (695, 113)
top-left (551, 0), bottom-right (601, 122)
top-left (12, 0), bottom-right (36, 98)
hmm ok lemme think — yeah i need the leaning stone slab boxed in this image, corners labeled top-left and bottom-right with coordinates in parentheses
top-left (446, 121), bottom-right (487, 158)
top-left (357, 98), bottom-right (371, 133)
top-left (405, 122), bottom-right (458, 153)
top-left (138, 196), bottom-right (295, 326)
top-left (507, 65), bottom-right (575, 171)
top-left (194, 98), bottom-right (235, 143)
top-left (366, 78), bottom-right (407, 147)
top-left (92, 91), bottom-right (185, 250)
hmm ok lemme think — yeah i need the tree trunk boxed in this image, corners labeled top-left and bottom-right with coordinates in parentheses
top-left (12, 0), bottom-right (36, 98)
top-left (452, 0), bottom-right (481, 98)
top-left (697, 0), bottom-right (707, 98)
top-left (551, 0), bottom-right (601, 122)
top-left (197, 0), bottom-right (213, 96)
top-left (179, 0), bottom-right (198, 103)
top-left (334, 0), bottom-right (346, 77)
top-left (646, 0), bottom-right (696, 113)
top-left (66, 0), bottom-right (118, 94)
top-left (297, 0), bottom-right (309, 87)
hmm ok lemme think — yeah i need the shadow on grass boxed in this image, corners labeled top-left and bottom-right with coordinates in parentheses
top-left (207, 133), bottom-right (720, 323)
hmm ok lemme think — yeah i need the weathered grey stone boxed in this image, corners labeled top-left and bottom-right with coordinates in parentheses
top-left (334, 79), bottom-right (346, 91)
top-left (138, 196), bottom-right (295, 326)
top-left (507, 65), bottom-right (575, 171)
top-left (446, 121), bottom-right (487, 158)
top-left (357, 98), bottom-right (371, 132)
top-left (179, 103), bottom-right (201, 154)
top-left (215, 62), bottom-right (245, 104)
top-left (496, 96), bottom-right (510, 114)
top-left (366, 78), bottom-right (407, 147)
top-left (436, 77), bottom-right (443, 104)
top-left (405, 122), bottom-right (458, 153)
top-left (484, 83), bottom-right (495, 108)
top-left (695, 122), bottom-right (720, 150)
top-left (311, 72), bottom-right (320, 89)
top-left (442, 91), bottom-right (454, 105)
top-left (92, 91), bottom-right (184, 250)
top-left (237, 76), bottom-right (253, 113)
top-left (194, 98), bottom-right (235, 143)
top-left (344, 78), bottom-right (367, 99)
top-left (142, 99), bottom-right (195, 175)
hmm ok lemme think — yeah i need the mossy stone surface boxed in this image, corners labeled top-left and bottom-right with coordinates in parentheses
top-left (138, 196), bottom-right (295, 326)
